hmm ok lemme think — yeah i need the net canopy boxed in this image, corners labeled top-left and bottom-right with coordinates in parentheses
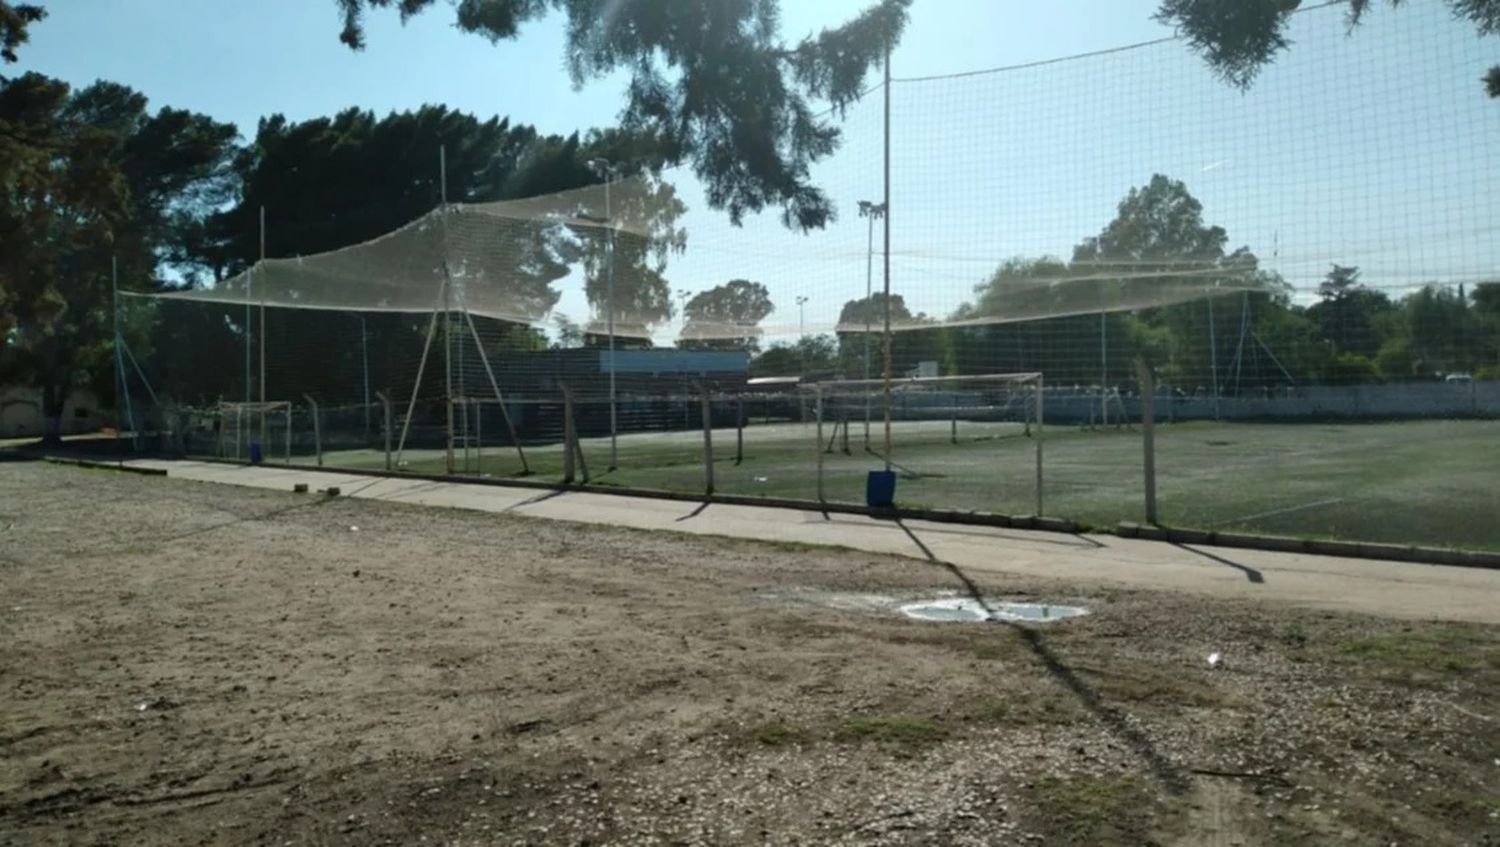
top-left (126, 177), bottom-right (1275, 340)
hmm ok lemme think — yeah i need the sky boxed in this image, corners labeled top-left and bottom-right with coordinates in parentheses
top-left (15, 1), bottom-right (1178, 138)
top-left (13, 1), bottom-right (1500, 341)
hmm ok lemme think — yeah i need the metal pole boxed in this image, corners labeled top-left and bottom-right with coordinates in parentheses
top-left (815, 387), bottom-right (825, 502)
top-left (283, 404), bottom-right (291, 464)
top-left (735, 396), bottom-right (744, 465)
top-left (304, 394), bottom-right (322, 466)
top-left (1208, 291), bottom-right (1220, 421)
top-left (864, 211), bottom-right (874, 446)
top-left (111, 256), bottom-right (136, 449)
top-left (376, 391), bottom-right (392, 471)
top-left (440, 145), bottom-right (454, 475)
top-left (244, 265), bottom-right (251, 407)
top-left (463, 310), bottom-right (529, 473)
top-left (259, 205), bottom-right (267, 445)
top-left (1138, 361), bottom-right (1157, 525)
top-left (361, 316), bottom-right (370, 437)
top-left (1100, 312), bottom-right (1108, 428)
top-left (700, 384), bottom-right (714, 496)
top-left (881, 40), bottom-right (894, 472)
top-left (395, 307), bottom-right (441, 467)
top-left (606, 174), bottom-right (618, 471)
top-left (1035, 376), bottom-right (1045, 517)
top-left (562, 385), bottom-right (576, 484)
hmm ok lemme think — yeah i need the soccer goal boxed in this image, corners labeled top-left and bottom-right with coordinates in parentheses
top-left (808, 372), bottom-right (1046, 515)
top-left (215, 401), bottom-right (293, 463)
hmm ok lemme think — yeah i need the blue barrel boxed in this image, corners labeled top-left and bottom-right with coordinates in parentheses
top-left (866, 470), bottom-right (897, 508)
top-left (249, 441), bottom-right (264, 465)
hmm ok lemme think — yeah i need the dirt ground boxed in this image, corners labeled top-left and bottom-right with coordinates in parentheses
top-left (1, 460), bottom-right (1498, 846)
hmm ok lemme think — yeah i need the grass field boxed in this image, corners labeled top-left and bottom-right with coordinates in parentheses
top-left (317, 418), bottom-right (1500, 552)
top-left (4, 461), bottom-right (1499, 845)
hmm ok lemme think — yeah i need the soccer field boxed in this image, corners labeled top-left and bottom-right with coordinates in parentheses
top-left (321, 418), bottom-right (1500, 552)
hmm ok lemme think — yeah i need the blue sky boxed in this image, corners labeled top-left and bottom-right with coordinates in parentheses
top-left (17, 1), bottom-right (1177, 137)
top-left (15, 1), bottom-right (1500, 340)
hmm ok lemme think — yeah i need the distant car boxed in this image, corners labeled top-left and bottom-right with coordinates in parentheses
top-left (1445, 372), bottom-right (1473, 384)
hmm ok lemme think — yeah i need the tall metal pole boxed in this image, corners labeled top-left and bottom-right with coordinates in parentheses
top-left (1138, 361), bottom-right (1158, 525)
top-left (361, 316), bottom-right (371, 436)
top-left (440, 145), bottom-right (454, 474)
top-left (1207, 290), bottom-right (1220, 420)
top-left (258, 205), bottom-right (267, 444)
top-left (244, 263), bottom-right (251, 405)
top-left (112, 255), bottom-right (134, 446)
top-left (881, 40), bottom-right (893, 471)
top-left (1100, 311), bottom-right (1108, 427)
top-left (606, 172), bottom-right (617, 471)
top-left (863, 210), bottom-right (875, 446)
top-left (796, 295), bottom-right (809, 374)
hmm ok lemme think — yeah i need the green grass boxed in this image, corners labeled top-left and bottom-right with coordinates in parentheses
top-left (750, 721), bottom-right (807, 747)
top-left (1027, 776), bottom-right (1166, 845)
top-left (1327, 625), bottom-right (1500, 685)
top-left (314, 418), bottom-right (1500, 552)
top-left (831, 716), bottom-right (949, 745)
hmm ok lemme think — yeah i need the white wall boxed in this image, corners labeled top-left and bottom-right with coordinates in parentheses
top-left (0, 387), bottom-right (111, 438)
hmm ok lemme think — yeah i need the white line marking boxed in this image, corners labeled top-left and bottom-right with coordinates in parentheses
top-left (1221, 497), bottom-right (1346, 526)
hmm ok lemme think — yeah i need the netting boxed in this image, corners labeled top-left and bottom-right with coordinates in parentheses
top-left (120, 0), bottom-right (1500, 550)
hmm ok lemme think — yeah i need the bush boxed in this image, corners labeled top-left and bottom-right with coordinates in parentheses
top-left (1326, 352), bottom-right (1381, 384)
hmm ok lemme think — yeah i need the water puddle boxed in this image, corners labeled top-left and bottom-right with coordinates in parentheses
top-left (899, 597), bottom-right (1088, 624)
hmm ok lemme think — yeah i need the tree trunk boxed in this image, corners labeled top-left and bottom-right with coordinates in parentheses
top-left (39, 374), bottom-right (70, 448)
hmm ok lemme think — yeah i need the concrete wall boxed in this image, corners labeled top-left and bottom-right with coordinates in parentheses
top-left (1040, 381), bottom-right (1500, 425)
top-left (0, 388), bottom-right (111, 438)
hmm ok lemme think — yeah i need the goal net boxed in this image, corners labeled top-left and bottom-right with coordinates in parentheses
top-left (810, 373), bottom-right (1044, 514)
top-left (214, 401), bottom-right (293, 463)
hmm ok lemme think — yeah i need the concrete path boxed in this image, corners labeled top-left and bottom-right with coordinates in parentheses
top-left (124, 459), bottom-right (1500, 625)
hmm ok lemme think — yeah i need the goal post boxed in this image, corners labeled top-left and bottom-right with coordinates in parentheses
top-left (808, 372), bottom-right (1045, 516)
top-left (215, 401), bottom-right (293, 463)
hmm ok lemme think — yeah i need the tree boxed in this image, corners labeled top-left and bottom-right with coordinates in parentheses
top-left (0, 73), bottom-right (237, 442)
top-left (1070, 174), bottom-right (1266, 388)
top-left (0, 2), bottom-right (43, 63)
top-left (1403, 284), bottom-right (1482, 375)
top-left (332, 0), bottom-right (911, 230)
top-left (678, 279), bottom-right (775, 351)
top-left (1156, 0), bottom-right (1500, 99)
top-left (1306, 265), bottom-right (1394, 361)
top-left (835, 291), bottom-right (948, 377)
top-left (187, 107), bottom-right (686, 401)
top-left (751, 334), bottom-right (838, 377)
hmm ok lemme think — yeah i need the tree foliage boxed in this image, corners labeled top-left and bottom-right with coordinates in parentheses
top-left (0, 1), bottom-right (43, 64)
top-left (679, 279), bottom-right (774, 351)
top-left (332, 0), bottom-right (911, 230)
top-left (0, 72), bottom-right (237, 441)
top-left (1157, 0), bottom-right (1500, 98)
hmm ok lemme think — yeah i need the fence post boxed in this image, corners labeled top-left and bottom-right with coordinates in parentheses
top-left (700, 383), bottom-right (714, 496)
top-left (815, 386), bottom-right (825, 502)
top-left (283, 404), bottom-right (292, 464)
top-left (562, 385), bottom-right (576, 484)
top-left (1137, 361), bottom-right (1157, 525)
top-left (303, 394), bottom-right (322, 467)
top-left (376, 391), bottom-right (392, 471)
top-left (1034, 376), bottom-right (1045, 517)
top-left (735, 395), bottom-right (744, 465)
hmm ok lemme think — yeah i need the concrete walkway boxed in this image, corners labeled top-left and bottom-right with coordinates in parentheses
top-left (125, 459), bottom-right (1500, 625)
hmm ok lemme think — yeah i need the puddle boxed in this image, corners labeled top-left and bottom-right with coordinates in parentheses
top-left (755, 588), bottom-right (1091, 625)
top-left (899, 597), bottom-right (1088, 624)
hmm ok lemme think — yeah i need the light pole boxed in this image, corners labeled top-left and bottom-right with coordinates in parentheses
top-left (589, 158), bottom-right (620, 470)
top-left (796, 295), bottom-right (809, 374)
top-left (857, 200), bottom-right (886, 446)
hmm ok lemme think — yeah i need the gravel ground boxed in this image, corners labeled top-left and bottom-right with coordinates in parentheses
top-left (1, 459), bottom-right (1497, 846)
